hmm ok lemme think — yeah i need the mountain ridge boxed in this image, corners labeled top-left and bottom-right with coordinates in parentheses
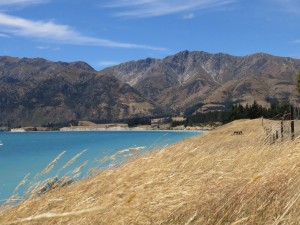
top-left (103, 50), bottom-right (300, 111)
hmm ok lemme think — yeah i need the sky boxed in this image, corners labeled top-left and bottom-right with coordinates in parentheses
top-left (0, 0), bottom-right (299, 70)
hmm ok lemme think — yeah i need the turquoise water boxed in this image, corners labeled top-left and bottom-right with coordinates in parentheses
top-left (0, 131), bottom-right (201, 203)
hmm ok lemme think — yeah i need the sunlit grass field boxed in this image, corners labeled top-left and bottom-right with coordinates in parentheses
top-left (1, 119), bottom-right (300, 224)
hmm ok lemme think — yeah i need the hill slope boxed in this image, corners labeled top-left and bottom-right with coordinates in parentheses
top-left (1, 119), bottom-right (299, 224)
top-left (104, 51), bottom-right (300, 111)
top-left (0, 57), bottom-right (162, 128)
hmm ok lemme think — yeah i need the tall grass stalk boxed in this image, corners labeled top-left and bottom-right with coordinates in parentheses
top-left (34, 151), bottom-right (66, 179)
top-left (12, 173), bottom-right (30, 194)
top-left (62, 149), bottom-right (87, 170)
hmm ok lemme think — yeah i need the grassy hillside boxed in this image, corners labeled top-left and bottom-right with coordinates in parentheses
top-left (1, 119), bottom-right (300, 224)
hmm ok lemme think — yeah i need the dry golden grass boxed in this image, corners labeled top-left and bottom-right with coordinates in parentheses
top-left (1, 119), bottom-right (300, 224)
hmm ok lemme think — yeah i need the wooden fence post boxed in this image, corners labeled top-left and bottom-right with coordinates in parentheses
top-left (281, 120), bottom-right (284, 140)
top-left (291, 105), bottom-right (295, 140)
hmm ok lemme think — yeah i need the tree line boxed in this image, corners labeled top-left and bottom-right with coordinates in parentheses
top-left (181, 101), bottom-right (295, 127)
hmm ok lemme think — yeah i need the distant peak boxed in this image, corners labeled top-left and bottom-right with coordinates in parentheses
top-left (246, 53), bottom-right (271, 57)
top-left (69, 61), bottom-right (95, 71)
top-left (178, 50), bottom-right (190, 54)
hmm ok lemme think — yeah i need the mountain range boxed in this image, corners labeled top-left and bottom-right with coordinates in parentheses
top-left (1, 51), bottom-right (300, 128)
top-left (104, 51), bottom-right (300, 111)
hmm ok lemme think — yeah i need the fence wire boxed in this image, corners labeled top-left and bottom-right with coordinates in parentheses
top-left (262, 112), bottom-right (300, 144)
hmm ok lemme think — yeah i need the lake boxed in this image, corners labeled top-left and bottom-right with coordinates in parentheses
top-left (0, 130), bottom-right (201, 203)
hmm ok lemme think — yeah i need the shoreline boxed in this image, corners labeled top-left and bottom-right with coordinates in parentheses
top-left (7, 126), bottom-right (211, 133)
top-left (7, 129), bottom-right (207, 133)
top-left (59, 125), bottom-right (213, 132)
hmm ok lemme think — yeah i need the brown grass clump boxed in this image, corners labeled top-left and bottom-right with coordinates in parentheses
top-left (1, 119), bottom-right (300, 224)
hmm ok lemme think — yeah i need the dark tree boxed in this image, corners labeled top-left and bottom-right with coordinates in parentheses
top-left (183, 101), bottom-right (295, 126)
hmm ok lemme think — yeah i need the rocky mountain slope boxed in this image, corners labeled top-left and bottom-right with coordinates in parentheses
top-left (104, 51), bottom-right (300, 112)
top-left (0, 57), bottom-right (162, 128)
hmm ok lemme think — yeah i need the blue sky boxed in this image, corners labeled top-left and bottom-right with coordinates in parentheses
top-left (0, 0), bottom-right (299, 69)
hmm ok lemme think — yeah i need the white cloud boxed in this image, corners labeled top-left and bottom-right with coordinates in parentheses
top-left (0, 0), bottom-right (48, 6)
top-left (97, 61), bottom-right (120, 67)
top-left (183, 13), bottom-right (195, 19)
top-left (106, 0), bottom-right (237, 18)
top-left (36, 45), bottom-right (61, 51)
top-left (0, 33), bottom-right (9, 37)
top-left (0, 12), bottom-right (166, 50)
top-left (36, 45), bottom-right (49, 50)
top-left (275, 0), bottom-right (300, 14)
